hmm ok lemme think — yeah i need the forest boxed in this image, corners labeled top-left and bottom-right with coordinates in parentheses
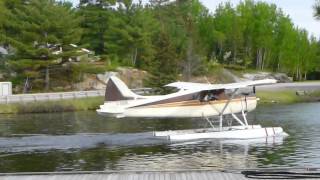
top-left (0, 0), bottom-right (319, 91)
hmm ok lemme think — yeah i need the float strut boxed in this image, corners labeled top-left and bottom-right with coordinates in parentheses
top-left (242, 110), bottom-right (249, 126)
top-left (219, 115), bottom-right (223, 131)
top-left (203, 113), bottom-right (215, 129)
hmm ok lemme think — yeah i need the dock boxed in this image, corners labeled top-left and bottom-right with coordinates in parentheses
top-left (0, 170), bottom-right (251, 180)
top-left (1, 169), bottom-right (320, 180)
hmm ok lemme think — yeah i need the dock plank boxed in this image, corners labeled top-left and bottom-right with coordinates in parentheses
top-left (109, 173), bottom-right (119, 180)
top-left (169, 172), bottom-right (176, 180)
top-left (165, 173), bottom-right (170, 180)
top-left (198, 172), bottom-right (209, 180)
top-left (3, 170), bottom-right (309, 180)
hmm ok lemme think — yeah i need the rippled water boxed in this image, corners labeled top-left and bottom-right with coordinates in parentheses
top-left (0, 102), bottom-right (319, 172)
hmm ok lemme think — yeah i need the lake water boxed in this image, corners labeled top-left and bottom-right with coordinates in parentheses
top-left (0, 102), bottom-right (319, 172)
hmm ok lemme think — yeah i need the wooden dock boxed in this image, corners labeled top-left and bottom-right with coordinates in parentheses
top-left (1, 169), bottom-right (320, 180)
top-left (0, 170), bottom-right (250, 180)
top-left (0, 169), bottom-right (320, 180)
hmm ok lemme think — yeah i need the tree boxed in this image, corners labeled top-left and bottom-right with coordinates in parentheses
top-left (251, 2), bottom-right (278, 70)
top-left (146, 31), bottom-right (178, 90)
top-left (272, 14), bottom-right (294, 71)
top-left (0, 1), bottom-right (19, 73)
top-left (315, 0), bottom-right (320, 19)
top-left (0, 1), bottom-right (7, 42)
top-left (8, 0), bottom-right (82, 91)
top-left (174, 0), bottom-right (208, 80)
top-left (78, 0), bottom-right (116, 54)
top-left (303, 36), bottom-right (319, 79)
top-left (197, 11), bottom-right (217, 61)
top-left (104, 1), bottom-right (158, 69)
top-left (236, 0), bottom-right (255, 67)
top-left (214, 3), bottom-right (242, 64)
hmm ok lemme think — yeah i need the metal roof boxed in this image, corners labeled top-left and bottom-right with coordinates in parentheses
top-left (0, 47), bottom-right (8, 55)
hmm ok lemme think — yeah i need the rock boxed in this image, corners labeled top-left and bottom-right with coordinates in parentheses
top-left (75, 67), bottom-right (148, 90)
top-left (243, 72), bottom-right (271, 80)
top-left (296, 90), bottom-right (307, 96)
top-left (243, 72), bottom-right (292, 83)
top-left (97, 72), bottom-right (119, 84)
top-left (116, 67), bottom-right (148, 88)
top-left (273, 73), bottom-right (292, 83)
top-left (73, 74), bottom-right (105, 90)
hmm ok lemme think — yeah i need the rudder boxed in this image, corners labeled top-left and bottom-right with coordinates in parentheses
top-left (105, 76), bottom-right (138, 101)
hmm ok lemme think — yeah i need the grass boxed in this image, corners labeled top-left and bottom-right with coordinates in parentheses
top-left (257, 90), bottom-right (320, 104)
top-left (0, 97), bottom-right (104, 114)
top-left (257, 90), bottom-right (301, 104)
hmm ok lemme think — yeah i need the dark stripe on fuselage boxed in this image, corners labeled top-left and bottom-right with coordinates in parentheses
top-left (131, 96), bottom-right (257, 108)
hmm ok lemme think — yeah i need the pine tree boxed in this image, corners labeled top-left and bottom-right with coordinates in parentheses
top-left (104, 2), bottom-right (158, 69)
top-left (0, 1), bottom-right (6, 42)
top-left (0, 0), bottom-right (16, 43)
top-left (78, 1), bottom-right (116, 54)
top-left (8, 0), bottom-right (82, 91)
top-left (146, 31), bottom-right (178, 90)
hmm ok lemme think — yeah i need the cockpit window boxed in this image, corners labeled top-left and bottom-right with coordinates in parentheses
top-left (199, 89), bottom-right (226, 102)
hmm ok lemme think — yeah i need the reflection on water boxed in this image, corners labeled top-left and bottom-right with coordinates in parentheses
top-left (0, 102), bottom-right (319, 172)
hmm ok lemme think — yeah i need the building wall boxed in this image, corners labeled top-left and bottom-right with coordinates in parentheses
top-left (0, 82), bottom-right (12, 96)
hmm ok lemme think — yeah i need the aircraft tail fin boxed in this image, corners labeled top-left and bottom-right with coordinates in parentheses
top-left (105, 76), bottom-right (138, 101)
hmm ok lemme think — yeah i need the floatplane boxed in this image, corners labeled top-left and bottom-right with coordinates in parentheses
top-left (97, 76), bottom-right (288, 141)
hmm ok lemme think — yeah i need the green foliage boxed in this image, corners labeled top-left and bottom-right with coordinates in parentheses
top-left (145, 31), bottom-right (178, 89)
top-left (201, 0), bottom-right (319, 80)
top-left (257, 90), bottom-right (301, 104)
top-left (0, 1), bottom-right (7, 42)
top-left (315, 0), bottom-right (320, 19)
top-left (78, 2), bottom-right (115, 54)
top-left (104, 2), bottom-right (159, 69)
top-left (5, 0), bottom-right (83, 90)
top-left (1, 0), bottom-right (320, 93)
top-left (257, 90), bottom-right (320, 104)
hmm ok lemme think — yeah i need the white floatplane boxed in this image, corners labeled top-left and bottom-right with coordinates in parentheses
top-left (97, 76), bottom-right (288, 141)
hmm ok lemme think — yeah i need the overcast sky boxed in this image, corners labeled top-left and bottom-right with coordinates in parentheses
top-left (68, 0), bottom-right (319, 38)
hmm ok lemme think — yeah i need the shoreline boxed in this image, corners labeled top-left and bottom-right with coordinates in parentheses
top-left (0, 90), bottom-right (319, 114)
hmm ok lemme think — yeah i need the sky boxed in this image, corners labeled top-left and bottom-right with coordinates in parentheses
top-left (68, 0), bottom-right (320, 38)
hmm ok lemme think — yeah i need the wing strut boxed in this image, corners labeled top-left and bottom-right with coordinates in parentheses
top-left (219, 88), bottom-right (239, 131)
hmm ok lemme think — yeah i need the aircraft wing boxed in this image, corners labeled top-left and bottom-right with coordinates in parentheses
top-left (165, 79), bottom-right (277, 91)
